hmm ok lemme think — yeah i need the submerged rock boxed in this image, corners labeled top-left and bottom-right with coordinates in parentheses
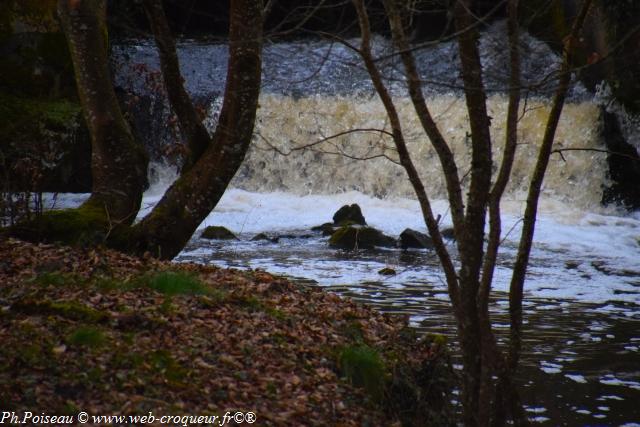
top-left (251, 233), bottom-right (279, 243)
top-left (201, 226), bottom-right (237, 240)
top-left (400, 228), bottom-right (433, 249)
top-left (329, 226), bottom-right (396, 250)
top-left (378, 267), bottom-right (397, 275)
top-left (277, 232), bottom-right (314, 239)
top-left (333, 204), bottom-right (366, 226)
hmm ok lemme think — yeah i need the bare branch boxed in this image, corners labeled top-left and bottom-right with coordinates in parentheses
top-left (552, 147), bottom-right (640, 162)
top-left (383, 0), bottom-right (466, 237)
top-left (353, 0), bottom-right (461, 312)
top-left (255, 127), bottom-right (394, 156)
top-left (480, 0), bottom-right (521, 312)
top-left (453, 0), bottom-right (493, 288)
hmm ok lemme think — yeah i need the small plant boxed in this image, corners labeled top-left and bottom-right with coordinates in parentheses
top-left (67, 326), bottom-right (106, 347)
top-left (33, 272), bottom-right (72, 287)
top-left (146, 271), bottom-right (208, 296)
top-left (148, 350), bottom-right (186, 382)
top-left (94, 275), bottom-right (131, 291)
top-left (338, 344), bottom-right (386, 402)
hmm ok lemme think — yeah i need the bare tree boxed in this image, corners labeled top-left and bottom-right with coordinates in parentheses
top-left (351, 0), bottom-right (593, 425)
top-left (129, 0), bottom-right (264, 258)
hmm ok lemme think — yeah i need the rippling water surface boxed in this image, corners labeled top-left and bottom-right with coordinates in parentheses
top-left (107, 21), bottom-right (640, 424)
top-left (171, 189), bottom-right (640, 426)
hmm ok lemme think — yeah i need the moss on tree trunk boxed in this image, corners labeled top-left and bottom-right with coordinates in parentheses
top-left (57, 0), bottom-right (148, 224)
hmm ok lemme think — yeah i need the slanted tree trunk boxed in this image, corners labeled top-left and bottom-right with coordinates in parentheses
top-left (57, 0), bottom-right (148, 223)
top-left (126, 0), bottom-right (264, 259)
top-left (142, 0), bottom-right (211, 170)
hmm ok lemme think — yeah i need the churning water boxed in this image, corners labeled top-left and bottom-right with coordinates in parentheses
top-left (108, 22), bottom-right (640, 424)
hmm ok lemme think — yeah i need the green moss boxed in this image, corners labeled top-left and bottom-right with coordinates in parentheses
top-left (0, 93), bottom-right (81, 134)
top-left (20, 343), bottom-right (46, 365)
top-left (94, 276), bottom-right (132, 292)
top-left (145, 271), bottom-right (209, 296)
top-left (33, 272), bottom-right (81, 287)
top-left (67, 326), bottom-right (106, 347)
top-left (426, 333), bottom-right (447, 347)
top-left (263, 306), bottom-right (287, 321)
top-left (9, 201), bottom-right (111, 246)
top-left (338, 344), bottom-right (387, 402)
top-left (329, 226), bottom-right (353, 247)
top-left (147, 350), bottom-right (186, 383)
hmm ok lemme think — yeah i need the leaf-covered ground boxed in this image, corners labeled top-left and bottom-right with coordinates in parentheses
top-left (0, 238), bottom-right (452, 426)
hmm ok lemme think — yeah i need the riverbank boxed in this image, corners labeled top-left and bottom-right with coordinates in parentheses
top-left (0, 238), bottom-right (453, 426)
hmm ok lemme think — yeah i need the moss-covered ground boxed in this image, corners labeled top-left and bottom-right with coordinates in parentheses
top-left (0, 238), bottom-right (453, 426)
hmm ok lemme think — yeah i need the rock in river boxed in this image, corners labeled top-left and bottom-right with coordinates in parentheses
top-left (400, 228), bottom-right (434, 249)
top-left (201, 226), bottom-right (238, 240)
top-left (332, 204), bottom-right (366, 226)
top-left (329, 225), bottom-right (396, 250)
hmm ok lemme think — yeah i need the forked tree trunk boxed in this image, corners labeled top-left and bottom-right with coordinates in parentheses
top-left (57, 0), bottom-right (148, 223)
top-left (354, 0), bottom-right (594, 425)
top-left (10, 0), bottom-right (263, 254)
top-left (127, 0), bottom-right (264, 259)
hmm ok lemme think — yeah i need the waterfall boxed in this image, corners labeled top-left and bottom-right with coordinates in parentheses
top-left (231, 93), bottom-right (605, 210)
top-left (111, 21), bottom-right (637, 213)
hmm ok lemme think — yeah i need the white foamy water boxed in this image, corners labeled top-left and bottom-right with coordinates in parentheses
top-left (183, 188), bottom-right (639, 305)
top-left (232, 94), bottom-right (606, 209)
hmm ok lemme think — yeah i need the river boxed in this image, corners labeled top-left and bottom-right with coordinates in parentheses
top-left (101, 22), bottom-right (640, 424)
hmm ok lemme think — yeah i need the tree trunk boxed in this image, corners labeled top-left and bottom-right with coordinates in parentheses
top-left (142, 0), bottom-right (211, 170)
top-left (57, 0), bottom-right (148, 223)
top-left (127, 0), bottom-right (264, 259)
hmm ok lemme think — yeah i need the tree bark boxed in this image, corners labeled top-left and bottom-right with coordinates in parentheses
top-left (57, 0), bottom-right (148, 223)
top-left (508, 0), bottom-right (593, 374)
top-left (451, 1), bottom-right (494, 424)
top-left (142, 0), bottom-right (211, 170)
top-left (128, 0), bottom-right (264, 259)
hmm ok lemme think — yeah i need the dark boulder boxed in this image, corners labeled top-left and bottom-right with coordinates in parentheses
top-left (332, 204), bottom-right (366, 226)
top-left (200, 226), bottom-right (237, 240)
top-left (601, 111), bottom-right (640, 210)
top-left (400, 228), bottom-right (433, 249)
top-left (378, 267), bottom-right (397, 275)
top-left (277, 232), bottom-right (314, 239)
top-left (311, 222), bottom-right (336, 236)
top-left (329, 226), bottom-right (396, 250)
top-left (251, 233), bottom-right (279, 243)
